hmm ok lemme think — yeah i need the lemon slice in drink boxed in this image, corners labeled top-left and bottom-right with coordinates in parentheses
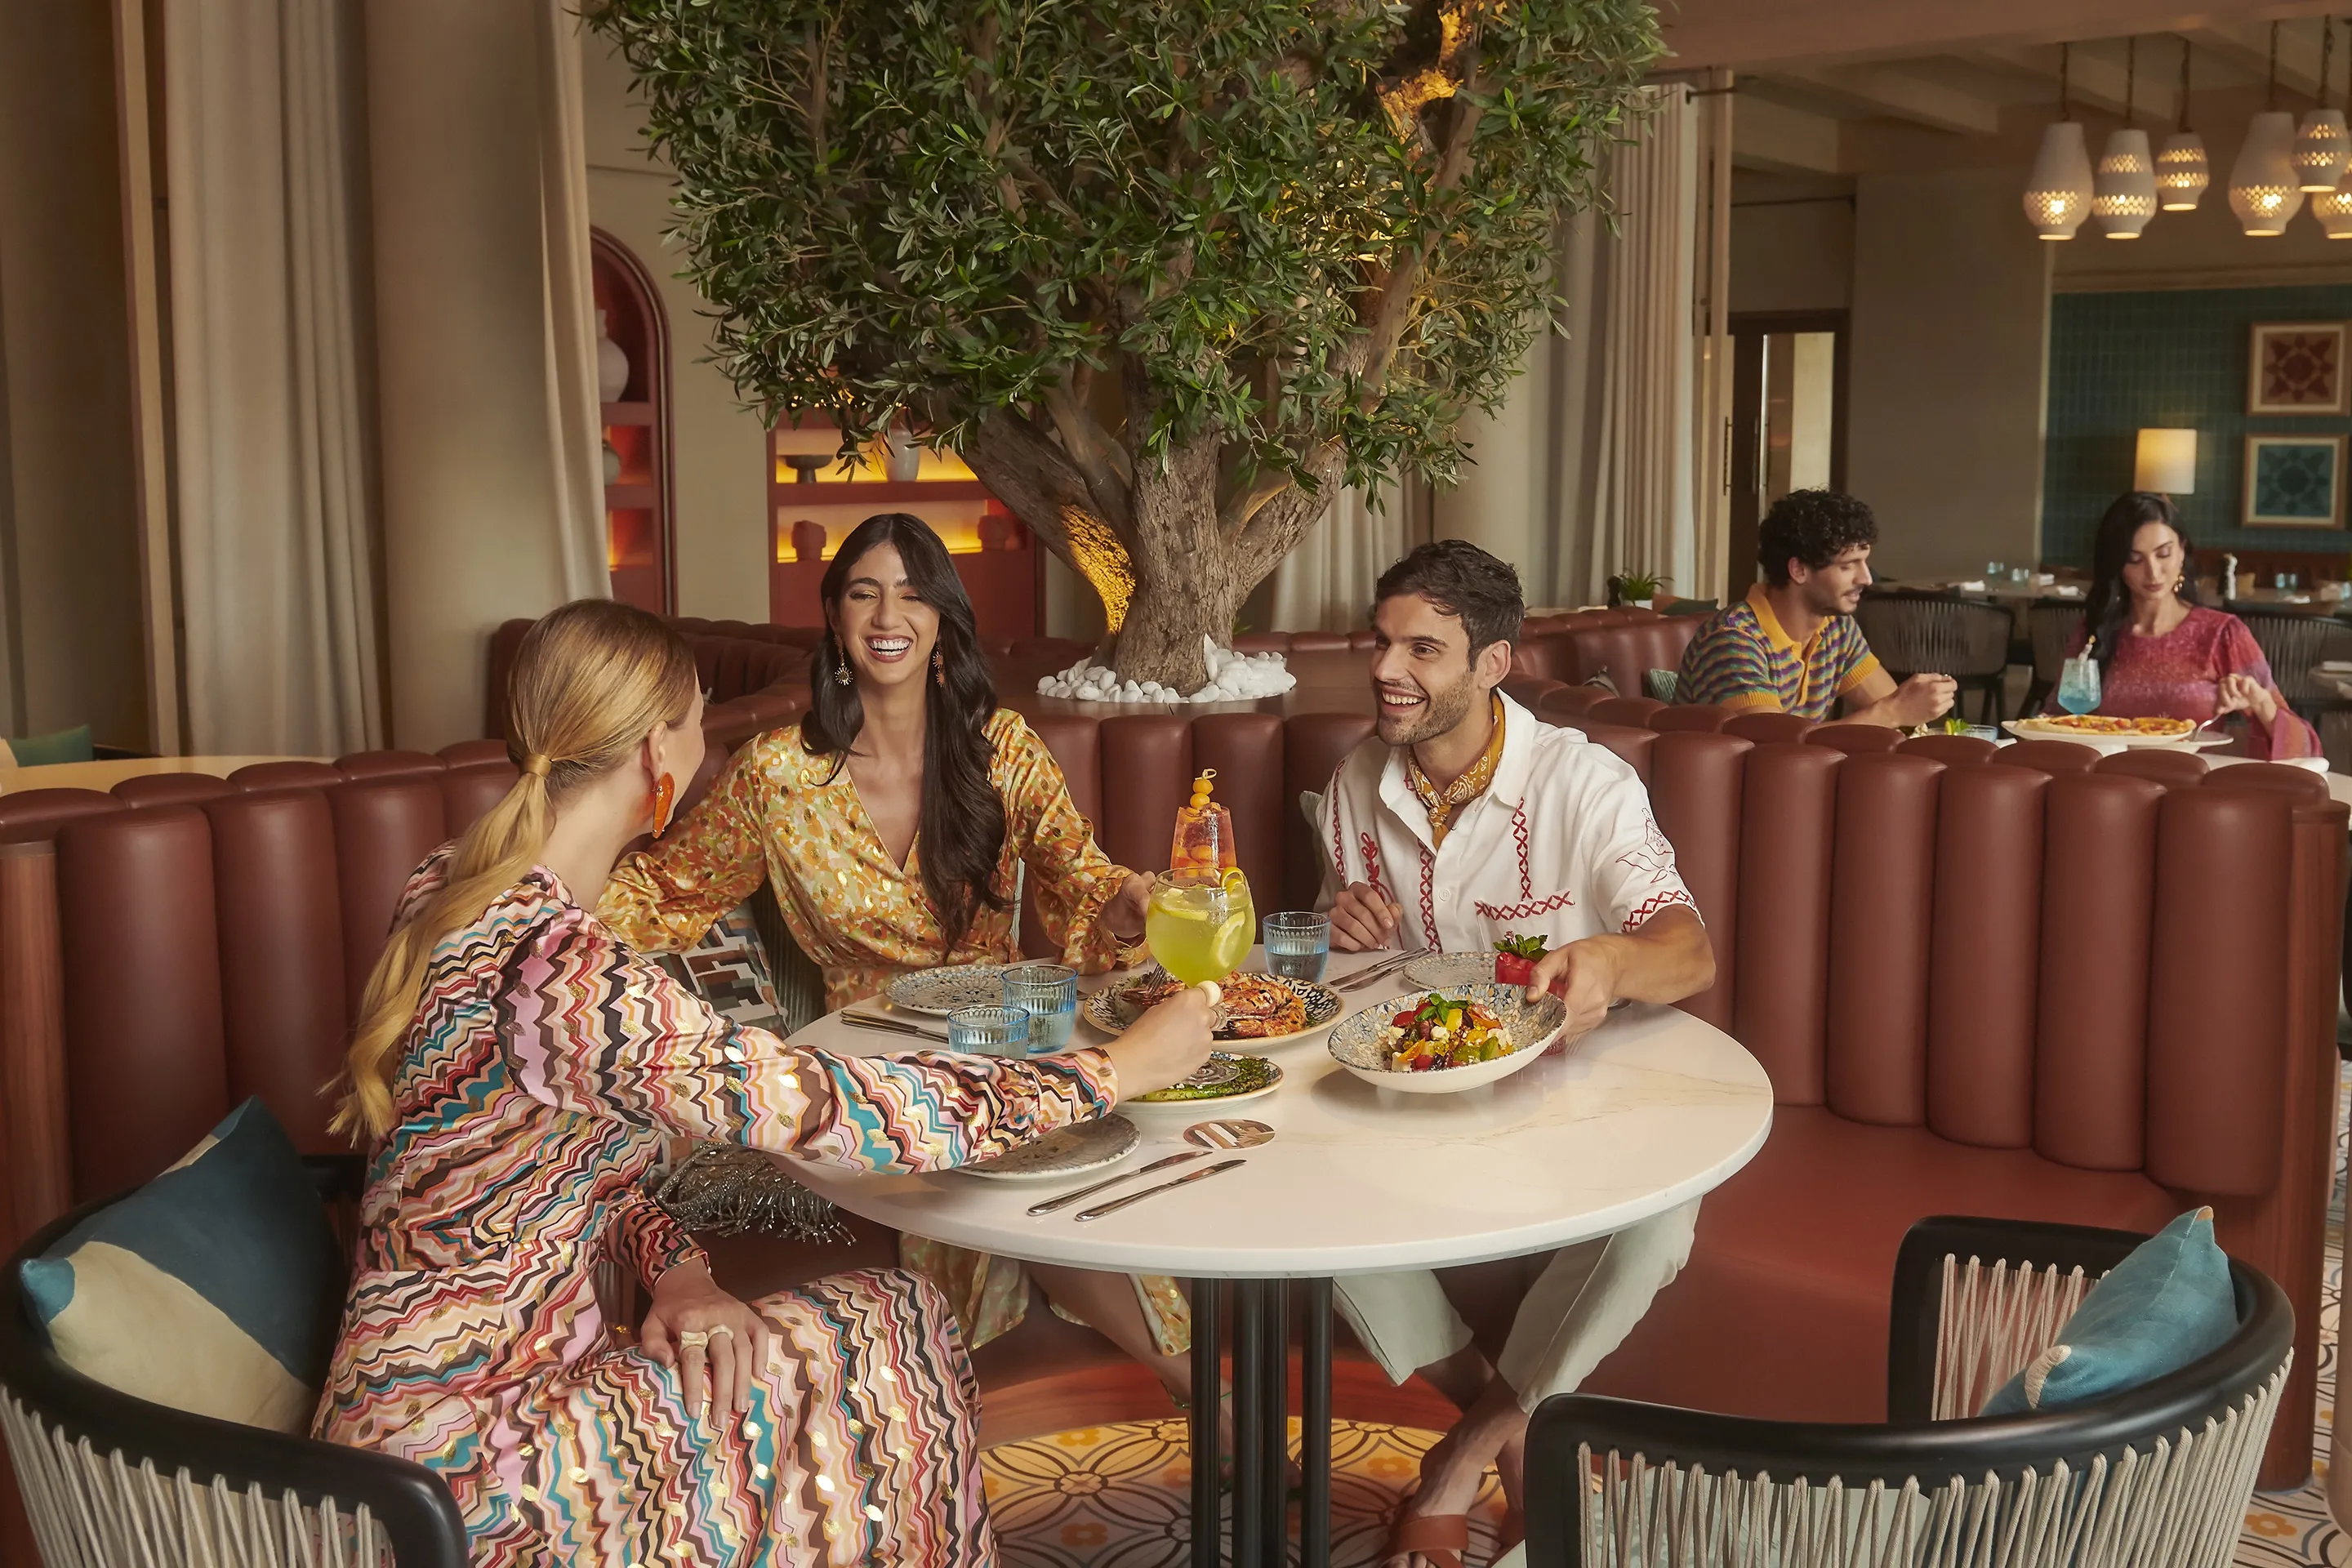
top-left (1208, 909), bottom-right (1253, 973)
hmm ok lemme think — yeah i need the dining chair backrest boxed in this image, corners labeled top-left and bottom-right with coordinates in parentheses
top-left (1524, 1215), bottom-right (2293, 1568)
top-left (2232, 608), bottom-right (2352, 711)
top-left (2026, 600), bottom-right (2086, 684)
top-left (1853, 592), bottom-right (2011, 680)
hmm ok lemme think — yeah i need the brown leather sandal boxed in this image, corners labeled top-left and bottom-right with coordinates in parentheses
top-left (1383, 1511), bottom-right (1472, 1568)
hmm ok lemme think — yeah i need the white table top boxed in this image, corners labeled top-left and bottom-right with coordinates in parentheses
top-left (784, 950), bottom-right (1775, 1281)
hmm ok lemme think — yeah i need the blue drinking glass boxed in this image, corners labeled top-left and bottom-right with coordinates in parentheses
top-left (1261, 911), bottom-right (1332, 982)
top-left (2056, 653), bottom-right (2101, 716)
top-left (1000, 964), bottom-right (1078, 1054)
top-left (947, 1005), bottom-right (1031, 1057)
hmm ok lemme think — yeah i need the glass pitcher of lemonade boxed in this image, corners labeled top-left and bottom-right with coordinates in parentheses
top-left (1148, 771), bottom-right (1252, 983)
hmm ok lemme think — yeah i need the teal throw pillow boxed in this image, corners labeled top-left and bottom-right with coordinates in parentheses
top-left (1642, 669), bottom-right (1681, 704)
top-left (7, 724), bottom-right (93, 766)
top-left (1980, 1207), bottom-right (2237, 1416)
top-left (18, 1098), bottom-right (344, 1432)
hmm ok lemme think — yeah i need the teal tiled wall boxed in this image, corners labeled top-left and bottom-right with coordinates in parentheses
top-left (2042, 283), bottom-right (2352, 568)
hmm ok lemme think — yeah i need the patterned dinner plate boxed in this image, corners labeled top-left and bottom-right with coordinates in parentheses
top-left (1081, 971), bottom-right (1344, 1046)
top-left (1402, 953), bottom-right (1501, 991)
top-left (961, 1115), bottom-right (1141, 1183)
top-left (887, 963), bottom-right (1017, 1017)
top-left (1125, 1053), bottom-right (1284, 1112)
top-left (2002, 718), bottom-right (2233, 751)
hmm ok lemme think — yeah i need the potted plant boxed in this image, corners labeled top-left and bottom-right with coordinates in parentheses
top-left (589, 0), bottom-right (1659, 693)
top-left (1608, 570), bottom-right (1668, 610)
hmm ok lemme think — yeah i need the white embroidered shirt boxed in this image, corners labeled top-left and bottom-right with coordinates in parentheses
top-left (1314, 692), bottom-right (1699, 954)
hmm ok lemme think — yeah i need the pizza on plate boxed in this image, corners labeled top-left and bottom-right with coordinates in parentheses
top-left (2030, 714), bottom-right (2194, 737)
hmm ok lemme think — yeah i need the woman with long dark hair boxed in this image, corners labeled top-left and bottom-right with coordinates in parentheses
top-left (317, 599), bottom-right (1214, 1566)
top-left (600, 513), bottom-right (1214, 1408)
top-left (2051, 492), bottom-right (2318, 759)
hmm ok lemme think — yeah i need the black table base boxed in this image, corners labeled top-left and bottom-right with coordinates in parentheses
top-left (1187, 1276), bottom-right (1336, 1568)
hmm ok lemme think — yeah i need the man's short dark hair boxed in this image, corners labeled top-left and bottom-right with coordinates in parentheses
top-left (1374, 540), bottom-right (1524, 653)
top-left (1758, 490), bottom-right (1878, 586)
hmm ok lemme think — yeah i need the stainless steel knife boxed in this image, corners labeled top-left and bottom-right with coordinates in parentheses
top-left (1026, 1151), bottom-right (1205, 1216)
top-left (842, 1011), bottom-right (949, 1043)
top-left (1073, 1157), bottom-right (1245, 1222)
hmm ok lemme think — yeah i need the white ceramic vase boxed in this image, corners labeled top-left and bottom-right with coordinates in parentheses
top-left (884, 426), bottom-right (924, 483)
top-left (596, 309), bottom-right (630, 403)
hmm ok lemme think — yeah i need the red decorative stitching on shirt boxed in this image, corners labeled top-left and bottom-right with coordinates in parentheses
top-left (1511, 802), bottom-right (1532, 898)
top-left (1358, 833), bottom-right (1388, 898)
top-left (1476, 890), bottom-right (1578, 921)
top-left (1328, 779), bottom-right (1347, 882)
top-left (1420, 849), bottom-right (1440, 951)
top-left (1622, 889), bottom-right (1697, 931)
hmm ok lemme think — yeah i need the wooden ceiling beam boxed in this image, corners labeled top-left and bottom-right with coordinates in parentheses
top-left (1775, 63), bottom-right (2005, 136)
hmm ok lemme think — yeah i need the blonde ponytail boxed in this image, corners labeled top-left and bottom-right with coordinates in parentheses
top-left (330, 601), bottom-right (698, 1141)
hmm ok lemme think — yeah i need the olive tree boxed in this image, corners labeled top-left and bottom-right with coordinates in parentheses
top-left (590, 0), bottom-right (1659, 690)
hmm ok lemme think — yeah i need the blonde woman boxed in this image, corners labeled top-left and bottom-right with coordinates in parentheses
top-left (314, 600), bottom-right (1213, 1568)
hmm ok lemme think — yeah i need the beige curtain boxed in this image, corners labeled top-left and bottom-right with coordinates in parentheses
top-left (1557, 84), bottom-right (1703, 609)
top-left (366, 0), bottom-right (608, 751)
top-left (164, 0), bottom-right (383, 755)
top-left (536, 0), bottom-right (610, 604)
top-left (1270, 483), bottom-right (1414, 633)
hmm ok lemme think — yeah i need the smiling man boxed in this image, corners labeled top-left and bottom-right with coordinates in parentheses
top-left (1313, 540), bottom-right (1716, 1568)
top-left (1676, 488), bottom-right (1955, 725)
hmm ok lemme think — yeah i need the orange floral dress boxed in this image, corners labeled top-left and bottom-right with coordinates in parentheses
top-left (599, 710), bottom-right (1188, 1356)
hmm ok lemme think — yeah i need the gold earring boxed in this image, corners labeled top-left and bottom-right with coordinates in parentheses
top-left (833, 643), bottom-right (853, 686)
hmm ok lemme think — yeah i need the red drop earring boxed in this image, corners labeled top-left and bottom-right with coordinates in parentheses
top-left (933, 649), bottom-right (946, 688)
top-left (652, 773), bottom-right (676, 838)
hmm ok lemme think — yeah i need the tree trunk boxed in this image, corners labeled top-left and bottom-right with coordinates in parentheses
top-left (962, 407), bottom-right (1333, 694)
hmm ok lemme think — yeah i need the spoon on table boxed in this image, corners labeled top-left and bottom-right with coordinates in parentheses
top-left (1023, 1120), bottom-right (1276, 1216)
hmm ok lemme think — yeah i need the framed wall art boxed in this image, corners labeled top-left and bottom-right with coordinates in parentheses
top-left (2248, 321), bottom-right (2350, 415)
top-left (2242, 433), bottom-right (2346, 527)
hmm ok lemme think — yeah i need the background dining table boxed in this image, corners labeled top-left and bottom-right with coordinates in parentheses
top-left (784, 946), bottom-right (1775, 1568)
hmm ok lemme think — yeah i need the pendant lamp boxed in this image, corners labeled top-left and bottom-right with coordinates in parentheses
top-left (2317, 167), bottom-right (2352, 235)
top-left (2157, 39), bottom-right (2210, 210)
top-left (2094, 40), bottom-right (2157, 236)
top-left (2233, 112), bottom-right (2305, 233)
top-left (2231, 27), bottom-right (2303, 235)
top-left (2295, 20), bottom-right (2350, 189)
top-left (2025, 46), bottom-right (2095, 238)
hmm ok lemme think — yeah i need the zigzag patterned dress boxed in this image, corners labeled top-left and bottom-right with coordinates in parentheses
top-left (314, 850), bottom-right (1117, 1566)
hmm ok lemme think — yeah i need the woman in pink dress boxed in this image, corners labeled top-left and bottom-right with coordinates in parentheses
top-left (2054, 492), bottom-right (2319, 760)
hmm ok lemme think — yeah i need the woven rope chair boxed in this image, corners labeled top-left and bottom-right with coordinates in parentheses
top-left (2232, 608), bottom-right (2352, 719)
top-left (0, 1161), bottom-right (467, 1568)
top-left (1855, 593), bottom-right (2016, 724)
top-left (1525, 1215), bottom-right (2292, 1568)
top-left (2023, 602), bottom-right (2086, 716)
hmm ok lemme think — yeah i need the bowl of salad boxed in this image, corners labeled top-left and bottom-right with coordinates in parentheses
top-left (1325, 982), bottom-right (1568, 1094)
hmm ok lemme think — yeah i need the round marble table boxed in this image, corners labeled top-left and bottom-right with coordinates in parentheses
top-left (786, 948), bottom-right (1774, 1568)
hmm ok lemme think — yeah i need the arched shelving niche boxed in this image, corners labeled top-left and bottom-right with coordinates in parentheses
top-left (590, 228), bottom-right (675, 614)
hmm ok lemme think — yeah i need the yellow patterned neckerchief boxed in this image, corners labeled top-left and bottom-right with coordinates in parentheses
top-left (1405, 693), bottom-right (1507, 848)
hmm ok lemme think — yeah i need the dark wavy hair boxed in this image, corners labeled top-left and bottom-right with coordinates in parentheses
top-left (1374, 540), bottom-right (1525, 656)
top-left (803, 514), bottom-right (1007, 949)
top-left (1758, 489), bottom-right (1878, 586)
top-left (2084, 492), bottom-right (2196, 679)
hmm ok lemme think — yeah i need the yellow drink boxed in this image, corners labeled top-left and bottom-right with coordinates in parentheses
top-left (1147, 869), bottom-right (1254, 984)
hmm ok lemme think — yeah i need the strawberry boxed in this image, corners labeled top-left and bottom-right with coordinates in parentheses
top-left (1493, 933), bottom-right (1548, 989)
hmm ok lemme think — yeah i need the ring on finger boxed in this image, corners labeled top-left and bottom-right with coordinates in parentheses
top-left (706, 1325), bottom-right (733, 1341)
top-left (677, 1330), bottom-right (709, 1349)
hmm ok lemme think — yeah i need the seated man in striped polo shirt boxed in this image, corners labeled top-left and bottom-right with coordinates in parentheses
top-left (1677, 488), bottom-right (1957, 725)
